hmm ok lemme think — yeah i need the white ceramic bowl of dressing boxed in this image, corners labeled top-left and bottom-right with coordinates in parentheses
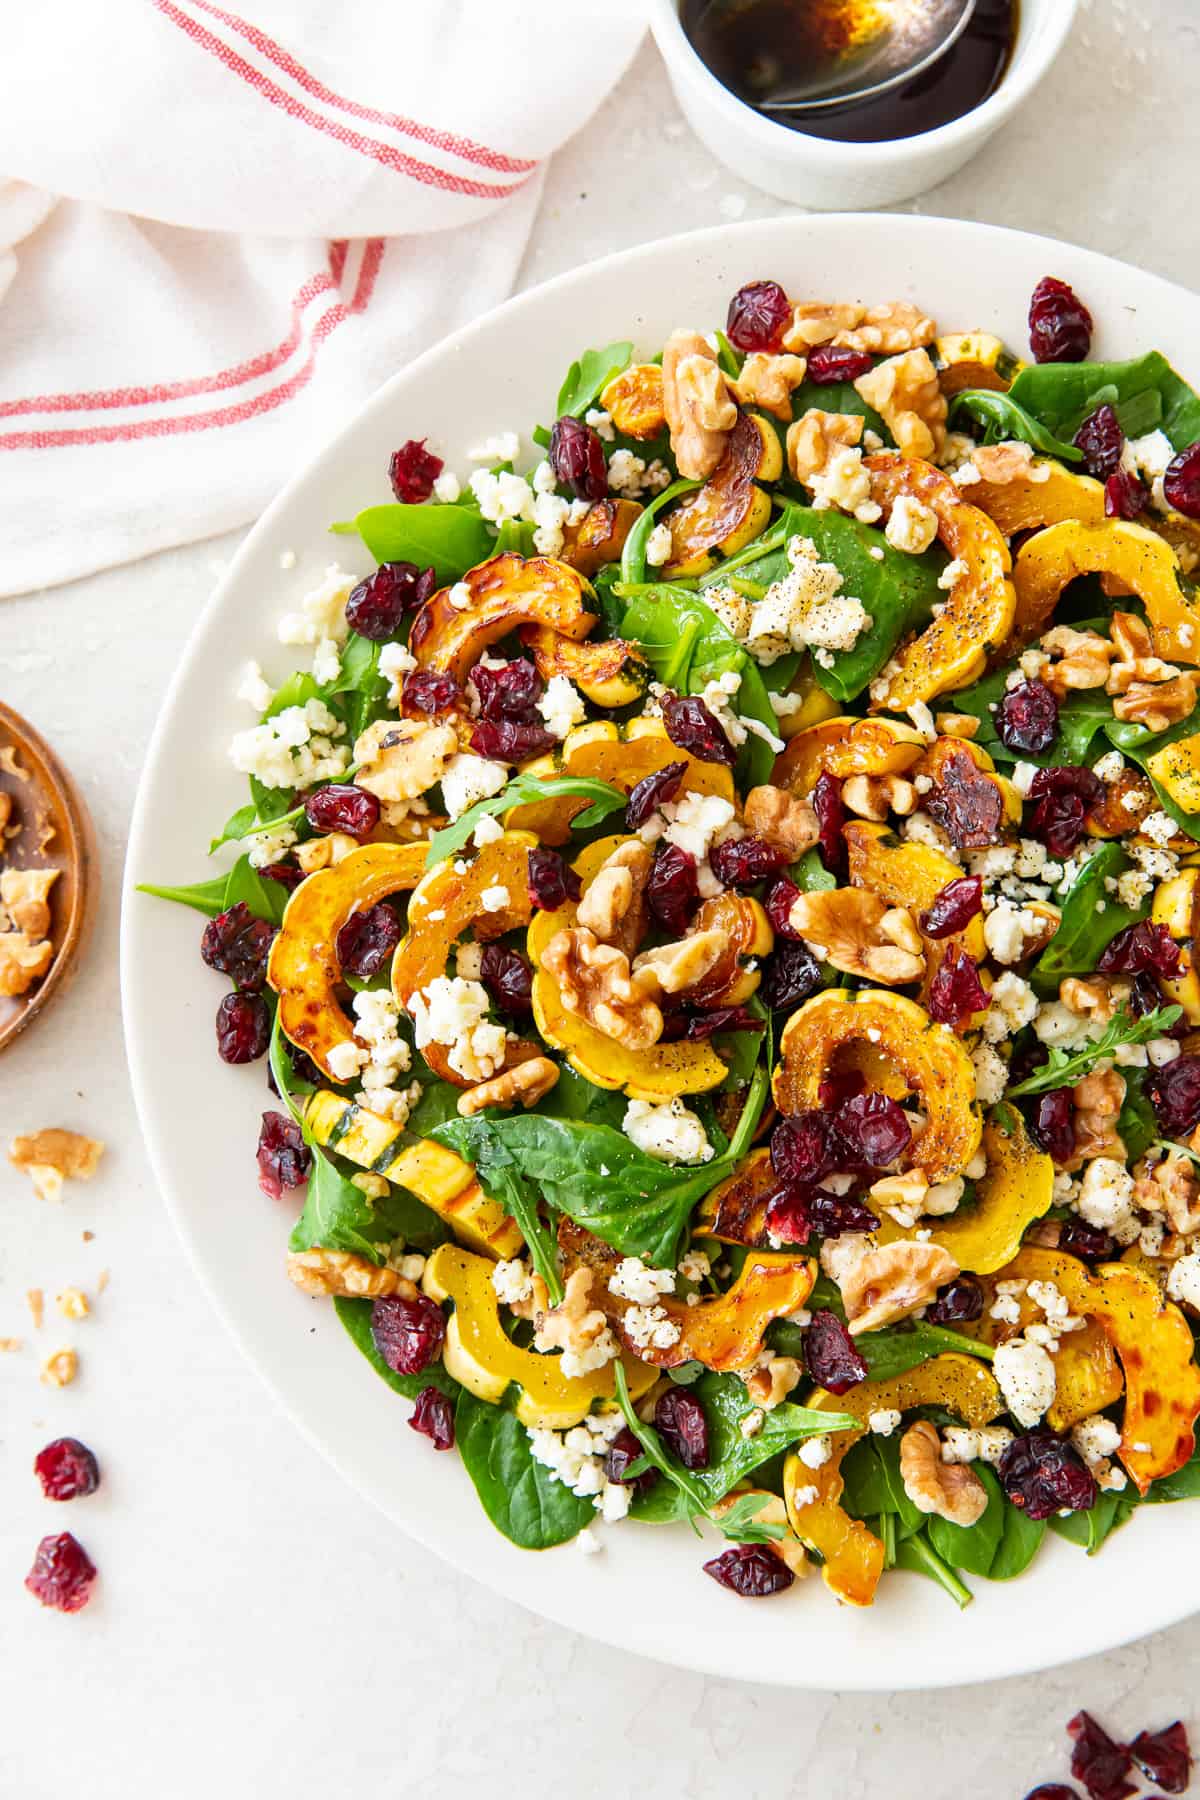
top-left (649, 0), bottom-right (1079, 210)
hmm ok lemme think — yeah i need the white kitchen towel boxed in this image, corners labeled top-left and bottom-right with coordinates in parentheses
top-left (0, 0), bottom-right (645, 599)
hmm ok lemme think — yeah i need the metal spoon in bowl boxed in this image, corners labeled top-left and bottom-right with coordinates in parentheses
top-left (755, 0), bottom-right (978, 115)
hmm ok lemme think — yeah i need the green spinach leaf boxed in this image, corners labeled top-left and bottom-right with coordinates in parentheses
top-left (349, 503), bottom-right (494, 584)
top-left (949, 390), bottom-right (1082, 461)
top-left (454, 1391), bottom-right (596, 1548)
top-left (893, 1527), bottom-right (974, 1608)
top-left (1030, 843), bottom-right (1147, 994)
top-left (334, 1296), bottom-right (461, 1400)
top-left (1047, 1489), bottom-right (1140, 1554)
top-left (618, 477), bottom-right (702, 585)
top-left (328, 633), bottom-right (390, 741)
top-left (856, 1321), bottom-right (995, 1384)
top-left (788, 377), bottom-right (887, 439)
top-left (138, 854), bottom-right (291, 924)
top-left (556, 340), bottom-right (634, 419)
top-left (1007, 351), bottom-right (1200, 451)
top-left (1117, 1069), bottom-right (1159, 1165)
top-left (926, 1465), bottom-right (1006, 1577)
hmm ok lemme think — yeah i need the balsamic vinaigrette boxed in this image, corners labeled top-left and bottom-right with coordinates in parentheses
top-left (681, 0), bottom-right (1018, 143)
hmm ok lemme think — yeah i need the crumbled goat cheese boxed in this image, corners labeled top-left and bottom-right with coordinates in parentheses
top-left (1034, 1000), bottom-right (1096, 1051)
top-left (456, 941), bottom-right (485, 979)
top-left (622, 1304), bottom-right (683, 1351)
top-left (609, 1257), bottom-right (676, 1304)
top-left (1120, 429), bottom-right (1175, 509)
top-left (237, 660), bottom-right (274, 712)
top-left (469, 467), bottom-right (536, 526)
top-left (706, 584), bottom-right (753, 641)
top-left (244, 824), bottom-right (297, 871)
top-left (968, 843), bottom-right (1018, 881)
top-left (527, 1413), bottom-right (630, 1520)
top-left (538, 674), bottom-right (587, 741)
top-left (993, 1337), bottom-right (1057, 1428)
top-left (433, 470), bottom-right (461, 504)
top-left (742, 535), bottom-right (872, 666)
top-left (938, 557), bottom-right (967, 591)
top-left (980, 971), bottom-right (1039, 1043)
top-left (884, 495), bottom-right (939, 556)
top-left (1141, 810), bottom-right (1178, 847)
top-left (903, 811), bottom-right (962, 860)
top-left (658, 792), bottom-right (738, 896)
top-left (439, 752), bottom-right (508, 820)
top-left (532, 489), bottom-right (571, 556)
top-left (468, 430), bottom-right (520, 464)
top-left (408, 976), bottom-right (507, 1084)
top-left (789, 1482), bottom-right (819, 1506)
top-left (1076, 1157), bottom-right (1140, 1246)
top-left (327, 1040), bottom-right (367, 1082)
top-left (229, 698), bottom-right (348, 790)
top-left (607, 449), bottom-right (670, 498)
top-left (809, 446), bottom-right (882, 524)
top-left (677, 1249), bottom-right (711, 1285)
top-left (905, 701), bottom-right (937, 741)
top-left (623, 1098), bottom-right (713, 1166)
top-left (378, 641), bottom-right (417, 705)
top-left (1167, 1253), bottom-right (1200, 1313)
top-left (1093, 749), bottom-right (1125, 784)
top-left (277, 564), bottom-right (353, 652)
top-left (471, 813), bottom-right (505, 849)
top-left (798, 1435), bottom-right (833, 1470)
top-left (941, 1425), bottom-right (1014, 1467)
top-left (971, 1042), bottom-right (1008, 1105)
top-left (769, 691), bottom-right (806, 720)
top-left (585, 408), bottom-right (616, 443)
top-left (1072, 1414), bottom-right (1122, 1465)
top-left (645, 521), bottom-right (674, 567)
top-left (1148, 1037), bottom-right (1182, 1067)
top-left (479, 883), bottom-right (510, 913)
top-left (868, 1409), bottom-right (902, 1437)
top-left (492, 1257), bottom-right (534, 1308)
top-left (984, 901), bottom-right (1043, 966)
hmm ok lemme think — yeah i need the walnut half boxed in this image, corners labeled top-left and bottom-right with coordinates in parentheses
top-left (788, 889), bottom-right (925, 985)
top-left (899, 1420), bottom-right (988, 1526)
top-left (540, 926), bottom-right (663, 1050)
top-left (662, 330), bottom-right (737, 480)
top-left (286, 1250), bottom-right (418, 1300)
top-left (840, 1241), bottom-right (960, 1335)
top-left (457, 1055), bottom-right (560, 1117)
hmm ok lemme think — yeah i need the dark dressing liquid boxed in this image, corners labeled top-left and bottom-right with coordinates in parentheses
top-left (681, 0), bottom-right (1018, 143)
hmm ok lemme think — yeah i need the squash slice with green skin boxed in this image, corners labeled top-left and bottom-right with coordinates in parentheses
top-left (409, 552), bottom-right (597, 682)
top-left (507, 717), bottom-right (735, 847)
top-left (864, 452), bottom-right (1016, 710)
top-left (877, 1105), bottom-right (1053, 1274)
top-left (696, 1147), bottom-right (777, 1246)
top-left (1046, 1320), bottom-right (1124, 1434)
top-left (772, 715), bottom-right (926, 798)
top-left (1151, 868), bottom-right (1200, 1023)
top-left (519, 622), bottom-right (647, 707)
top-left (783, 1354), bottom-right (1002, 1607)
top-left (774, 989), bottom-right (982, 1183)
top-left (268, 841), bottom-right (429, 1081)
top-left (932, 333), bottom-right (1025, 395)
top-left (664, 411), bottom-right (781, 577)
top-left (391, 829), bottom-right (538, 1006)
top-left (845, 818), bottom-right (987, 1019)
top-left (1010, 518), bottom-right (1200, 664)
top-left (421, 1243), bottom-right (657, 1429)
top-left (305, 1091), bottom-right (522, 1259)
top-left (528, 834), bottom-right (727, 1100)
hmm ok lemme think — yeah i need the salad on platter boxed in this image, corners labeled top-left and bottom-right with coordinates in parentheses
top-left (143, 270), bottom-right (1200, 1608)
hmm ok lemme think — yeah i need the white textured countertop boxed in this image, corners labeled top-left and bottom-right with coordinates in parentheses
top-left (4, 8), bottom-right (1200, 1794)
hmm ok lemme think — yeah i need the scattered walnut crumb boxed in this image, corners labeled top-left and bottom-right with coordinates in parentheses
top-left (0, 1336), bottom-right (22, 1353)
top-left (57, 1287), bottom-right (90, 1321)
top-left (8, 1128), bottom-right (106, 1201)
top-left (27, 1288), bottom-right (44, 1329)
top-left (0, 745), bottom-right (30, 780)
top-left (82, 1230), bottom-right (94, 1243)
top-left (42, 1348), bottom-right (78, 1388)
top-left (96, 1269), bottom-right (110, 1294)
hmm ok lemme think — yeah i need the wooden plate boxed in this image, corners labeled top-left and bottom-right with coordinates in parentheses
top-left (0, 701), bottom-right (99, 1053)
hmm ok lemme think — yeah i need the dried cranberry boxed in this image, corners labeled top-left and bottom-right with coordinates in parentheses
top-left (927, 948), bottom-right (989, 1026)
top-left (216, 991), bottom-right (270, 1064)
top-left (647, 843), bottom-right (700, 935)
top-left (345, 561), bottom-right (436, 639)
top-left (809, 1191), bottom-right (880, 1238)
top-left (1029, 1089), bottom-right (1076, 1164)
top-left (999, 1430), bottom-right (1097, 1521)
top-left (1105, 469), bottom-right (1149, 520)
top-left (803, 1310), bottom-right (868, 1393)
top-left (761, 938), bottom-right (822, 1010)
top-left (654, 1387), bottom-right (710, 1469)
top-left (1067, 1712), bottom-right (1136, 1800)
top-left (725, 279), bottom-right (791, 353)
top-left (683, 1004), bottom-right (764, 1040)
top-left (625, 760), bottom-right (687, 829)
top-left (605, 1426), bottom-right (657, 1495)
top-left (1128, 970), bottom-right (1166, 1018)
top-left (1164, 442), bottom-right (1200, 520)
top-left (401, 669), bottom-right (460, 717)
top-left (1073, 404), bottom-right (1124, 479)
top-left (926, 747), bottom-right (1005, 849)
top-left (772, 1113), bottom-right (835, 1185)
top-left (479, 942), bottom-right (533, 1016)
top-left (1058, 1218), bottom-right (1118, 1263)
top-left (765, 877), bottom-right (802, 940)
top-left (549, 415), bottom-right (608, 501)
top-left (201, 901), bottom-right (276, 992)
top-left (256, 1110), bottom-right (311, 1199)
top-left (709, 834), bottom-right (787, 889)
top-left (335, 901), bottom-right (401, 978)
top-left (1147, 1054), bottom-right (1200, 1137)
top-left (1026, 766), bottom-right (1103, 858)
top-left (304, 782), bottom-right (380, 841)
top-left (812, 771), bottom-right (847, 875)
top-left (409, 1386), bottom-right (455, 1450)
top-left (806, 343), bottom-right (874, 385)
top-left (835, 1092), bottom-right (911, 1168)
top-left (703, 1543), bottom-right (794, 1597)
top-left (25, 1532), bottom-right (97, 1612)
top-left (34, 1438), bottom-right (100, 1502)
top-left (471, 718), bottom-right (556, 761)
top-left (1097, 919), bottom-right (1182, 979)
top-left (527, 846), bottom-right (581, 911)
top-left (663, 694), bottom-right (735, 767)
top-left (388, 438), bottom-right (443, 503)
top-left (995, 679), bottom-right (1059, 755)
top-left (1130, 1721), bottom-right (1191, 1794)
top-left (926, 1274), bottom-right (984, 1326)
top-left (1028, 276), bottom-right (1093, 363)
top-left (473, 658), bottom-right (543, 720)
top-left (371, 1292), bottom-right (446, 1376)
top-left (919, 875), bottom-right (983, 939)
top-left (763, 1182), bottom-right (812, 1244)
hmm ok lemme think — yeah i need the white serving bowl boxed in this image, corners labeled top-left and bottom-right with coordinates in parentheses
top-left (650, 0), bottom-right (1079, 210)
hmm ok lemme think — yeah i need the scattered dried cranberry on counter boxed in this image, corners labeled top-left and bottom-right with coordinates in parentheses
top-left (25, 1532), bottom-right (97, 1612)
top-left (409, 1386), bottom-right (455, 1451)
top-left (479, 942), bottom-right (533, 1017)
top-left (663, 694), bottom-right (736, 767)
top-left (1023, 1788), bottom-right (1081, 1800)
top-left (34, 1438), bottom-right (100, 1502)
top-left (999, 1430), bottom-right (1097, 1522)
top-left (919, 875), bottom-right (983, 939)
top-left (647, 842), bottom-right (700, 936)
top-left (811, 771), bottom-right (847, 875)
top-left (256, 1111), bottom-right (311, 1199)
top-left (216, 991), bottom-right (271, 1064)
top-left (927, 948), bottom-right (989, 1026)
top-left (925, 1274), bottom-right (984, 1326)
top-left (1067, 1711), bottom-right (1136, 1800)
top-left (654, 1387), bottom-right (709, 1469)
top-left (806, 343), bottom-right (874, 385)
top-left (995, 679), bottom-right (1059, 755)
top-left (345, 561), bottom-right (436, 638)
top-left (1164, 442), bottom-right (1200, 520)
top-left (549, 415), bottom-right (608, 502)
top-left (201, 901), bottom-right (276, 992)
top-left (1104, 468), bottom-right (1149, 520)
top-left (1028, 276), bottom-right (1093, 363)
top-left (388, 438), bottom-right (443, 503)
top-left (371, 1293), bottom-right (446, 1376)
top-left (625, 760), bottom-right (687, 830)
top-left (703, 1543), bottom-right (795, 1597)
top-left (304, 783), bottom-right (380, 842)
top-left (1130, 1720), bottom-right (1191, 1794)
top-left (803, 1310), bottom-right (868, 1394)
top-left (708, 835), bottom-right (787, 889)
top-left (335, 901), bottom-right (401, 979)
top-left (1147, 1054), bottom-right (1200, 1137)
top-left (604, 1427), bottom-right (657, 1495)
top-left (725, 279), bottom-right (791, 354)
top-left (760, 938), bottom-right (822, 1011)
top-left (526, 846), bottom-right (581, 912)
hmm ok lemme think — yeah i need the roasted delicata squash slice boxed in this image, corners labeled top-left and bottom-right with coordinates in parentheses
top-left (864, 452), bottom-right (1016, 709)
top-left (1146, 732), bottom-right (1200, 819)
top-left (772, 715), bottom-right (925, 798)
top-left (967, 461), bottom-right (1106, 535)
top-left (600, 362), bottom-right (666, 441)
top-left (774, 989), bottom-right (982, 1183)
top-left (520, 622), bottom-right (647, 708)
top-left (528, 834), bottom-right (727, 1100)
top-left (783, 1355), bottom-right (1002, 1607)
top-left (1046, 1320), bottom-right (1124, 1434)
top-left (1151, 868), bottom-right (1200, 1024)
top-left (553, 498), bottom-right (643, 578)
top-left (268, 841), bottom-right (429, 1080)
top-left (878, 1106), bottom-right (1053, 1274)
top-left (913, 735), bottom-right (1023, 840)
top-left (507, 717), bottom-right (735, 846)
top-left (697, 1148), bottom-right (777, 1246)
top-left (664, 410), bottom-right (782, 577)
top-left (1010, 518), bottom-right (1200, 665)
top-left (931, 333), bottom-right (1025, 395)
top-left (685, 892), bottom-right (773, 1007)
top-left (305, 1091), bottom-right (522, 1258)
top-left (409, 552), bottom-right (598, 681)
top-left (391, 829), bottom-right (537, 1009)
top-left (422, 1244), bottom-right (657, 1429)
top-left (845, 820), bottom-right (986, 960)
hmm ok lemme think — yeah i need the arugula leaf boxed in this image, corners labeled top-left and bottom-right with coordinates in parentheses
top-left (1006, 351), bottom-right (1200, 451)
top-left (1007, 1004), bottom-right (1182, 1096)
top-left (454, 1391), bottom-right (596, 1548)
top-left (715, 1492), bottom-right (788, 1544)
top-left (855, 1321), bottom-right (995, 1384)
top-left (555, 340), bottom-right (634, 419)
top-left (949, 390), bottom-right (1082, 461)
top-left (432, 1114), bottom-right (564, 1305)
top-left (137, 854), bottom-right (291, 924)
top-left (1030, 843), bottom-right (1148, 995)
top-left (423, 771), bottom-right (627, 867)
top-left (334, 1296), bottom-right (461, 1401)
top-left (349, 503), bottom-right (494, 584)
